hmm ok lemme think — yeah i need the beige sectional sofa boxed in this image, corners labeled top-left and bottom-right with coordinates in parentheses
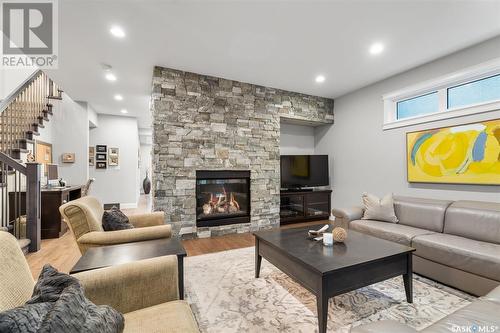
top-left (351, 285), bottom-right (500, 333)
top-left (332, 196), bottom-right (500, 296)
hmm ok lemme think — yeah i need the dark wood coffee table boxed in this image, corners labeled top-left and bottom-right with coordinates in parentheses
top-left (253, 227), bottom-right (415, 333)
top-left (70, 238), bottom-right (187, 299)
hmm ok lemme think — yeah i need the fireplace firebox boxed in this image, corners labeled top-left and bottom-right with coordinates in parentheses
top-left (196, 170), bottom-right (250, 227)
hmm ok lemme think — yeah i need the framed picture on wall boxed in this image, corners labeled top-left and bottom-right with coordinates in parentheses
top-left (35, 140), bottom-right (53, 176)
top-left (96, 153), bottom-right (107, 161)
top-left (108, 148), bottom-right (119, 166)
top-left (96, 161), bottom-right (107, 169)
top-left (62, 153), bottom-right (75, 163)
top-left (406, 118), bottom-right (500, 185)
top-left (96, 145), bottom-right (107, 153)
top-left (89, 146), bottom-right (95, 166)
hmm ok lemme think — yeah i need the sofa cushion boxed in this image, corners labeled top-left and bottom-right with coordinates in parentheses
top-left (123, 300), bottom-right (199, 333)
top-left (484, 285), bottom-right (500, 304)
top-left (444, 200), bottom-right (500, 244)
top-left (361, 193), bottom-right (398, 223)
top-left (102, 207), bottom-right (134, 231)
top-left (0, 265), bottom-right (124, 333)
top-left (421, 299), bottom-right (500, 333)
top-left (412, 233), bottom-right (500, 281)
top-left (393, 196), bottom-right (452, 232)
top-left (0, 231), bottom-right (35, 312)
top-left (350, 220), bottom-right (434, 246)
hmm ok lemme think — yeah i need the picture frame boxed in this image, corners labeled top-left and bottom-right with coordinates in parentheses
top-left (96, 153), bottom-right (107, 161)
top-left (96, 145), bottom-right (107, 153)
top-left (96, 161), bottom-right (107, 169)
top-left (89, 146), bottom-right (95, 166)
top-left (35, 140), bottom-right (53, 176)
top-left (108, 147), bottom-right (119, 166)
top-left (406, 118), bottom-right (500, 185)
top-left (62, 152), bottom-right (75, 163)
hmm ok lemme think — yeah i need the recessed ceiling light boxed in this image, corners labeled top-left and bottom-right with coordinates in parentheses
top-left (105, 72), bottom-right (117, 81)
top-left (114, 94), bottom-right (123, 101)
top-left (369, 42), bottom-right (384, 55)
top-left (120, 109), bottom-right (128, 114)
top-left (110, 26), bottom-right (125, 38)
top-left (315, 75), bottom-right (325, 83)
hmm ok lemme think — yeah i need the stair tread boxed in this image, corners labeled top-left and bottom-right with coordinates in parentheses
top-left (17, 138), bottom-right (34, 144)
top-left (48, 96), bottom-right (62, 100)
top-left (26, 130), bottom-right (40, 136)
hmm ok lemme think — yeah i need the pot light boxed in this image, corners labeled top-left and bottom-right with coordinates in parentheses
top-left (120, 109), bottom-right (128, 114)
top-left (105, 72), bottom-right (117, 81)
top-left (110, 26), bottom-right (125, 38)
top-left (369, 42), bottom-right (384, 55)
top-left (315, 75), bottom-right (325, 83)
top-left (114, 94), bottom-right (123, 101)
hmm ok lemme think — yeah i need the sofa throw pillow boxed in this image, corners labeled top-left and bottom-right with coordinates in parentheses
top-left (0, 264), bottom-right (124, 333)
top-left (361, 192), bottom-right (399, 223)
top-left (102, 206), bottom-right (134, 231)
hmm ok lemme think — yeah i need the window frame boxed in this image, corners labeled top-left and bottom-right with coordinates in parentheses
top-left (382, 58), bottom-right (500, 130)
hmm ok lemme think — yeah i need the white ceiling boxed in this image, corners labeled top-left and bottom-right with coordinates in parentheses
top-left (47, 0), bottom-right (500, 128)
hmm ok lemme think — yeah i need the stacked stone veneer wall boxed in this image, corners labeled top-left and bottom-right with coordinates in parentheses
top-left (151, 66), bottom-right (333, 238)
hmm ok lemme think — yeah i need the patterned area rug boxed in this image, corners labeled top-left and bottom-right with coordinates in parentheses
top-left (185, 247), bottom-right (474, 333)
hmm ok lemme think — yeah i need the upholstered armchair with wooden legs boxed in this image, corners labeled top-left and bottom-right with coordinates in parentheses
top-left (0, 231), bottom-right (199, 333)
top-left (59, 196), bottom-right (172, 255)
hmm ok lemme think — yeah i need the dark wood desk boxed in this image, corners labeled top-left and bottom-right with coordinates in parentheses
top-left (9, 185), bottom-right (83, 239)
top-left (253, 227), bottom-right (415, 333)
top-left (70, 238), bottom-right (187, 299)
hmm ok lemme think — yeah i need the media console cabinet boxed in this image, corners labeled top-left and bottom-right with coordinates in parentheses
top-left (280, 189), bottom-right (332, 224)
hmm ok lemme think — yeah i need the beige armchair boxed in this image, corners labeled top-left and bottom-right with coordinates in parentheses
top-left (59, 196), bottom-right (172, 255)
top-left (0, 231), bottom-right (199, 332)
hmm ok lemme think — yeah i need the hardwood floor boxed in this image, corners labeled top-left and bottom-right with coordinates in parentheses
top-left (26, 232), bottom-right (80, 279)
top-left (26, 195), bottom-right (329, 278)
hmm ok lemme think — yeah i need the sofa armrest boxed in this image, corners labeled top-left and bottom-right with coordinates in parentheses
top-left (77, 225), bottom-right (172, 252)
top-left (73, 255), bottom-right (179, 314)
top-left (350, 321), bottom-right (418, 333)
top-left (128, 211), bottom-right (165, 228)
top-left (332, 206), bottom-right (364, 225)
top-left (484, 285), bottom-right (500, 304)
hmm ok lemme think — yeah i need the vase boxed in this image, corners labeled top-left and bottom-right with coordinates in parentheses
top-left (143, 171), bottom-right (151, 194)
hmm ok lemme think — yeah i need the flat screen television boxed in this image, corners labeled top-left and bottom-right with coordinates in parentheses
top-left (280, 155), bottom-right (329, 189)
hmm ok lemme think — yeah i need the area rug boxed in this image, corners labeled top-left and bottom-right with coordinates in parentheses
top-left (184, 247), bottom-right (474, 333)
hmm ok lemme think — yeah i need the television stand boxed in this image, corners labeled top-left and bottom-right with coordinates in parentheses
top-left (281, 188), bottom-right (314, 192)
top-left (280, 189), bottom-right (332, 225)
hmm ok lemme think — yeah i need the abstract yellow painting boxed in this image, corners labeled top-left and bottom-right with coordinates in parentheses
top-left (407, 119), bottom-right (500, 185)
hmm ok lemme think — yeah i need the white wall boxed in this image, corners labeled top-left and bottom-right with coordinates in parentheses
top-left (0, 68), bottom-right (37, 100)
top-left (89, 114), bottom-right (140, 207)
top-left (280, 123), bottom-right (315, 155)
top-left (139, 144), bottom-right (152, 194)
top-left (37, 93), bottom-right (89, 185)
top-left (77, 101), bottom-right (99, 128)
top-left (315, 36), bottom-right (500, 208)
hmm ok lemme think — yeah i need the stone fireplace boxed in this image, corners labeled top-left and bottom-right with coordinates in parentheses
top-left (151, 66), bottom-right (333, 238)
top-left (196, 170), bottom-right (250, 227)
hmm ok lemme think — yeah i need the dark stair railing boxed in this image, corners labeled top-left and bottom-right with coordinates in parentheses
top-left (0, 70), bottom-right (61, 252)
top-left (0, 153), bottom-right (41, 252)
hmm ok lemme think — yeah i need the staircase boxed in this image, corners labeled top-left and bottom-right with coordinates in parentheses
top-left (0, 70), bottom-right (63, 253)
